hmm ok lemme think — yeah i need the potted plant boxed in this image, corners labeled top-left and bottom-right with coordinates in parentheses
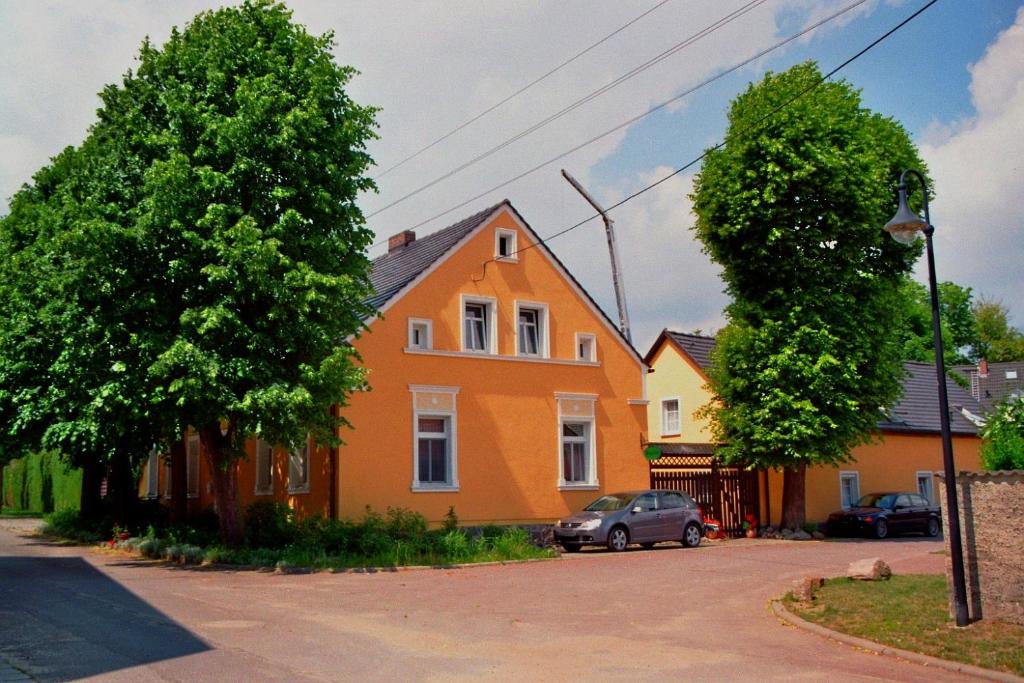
top-left (742, 514), bottom-right (758, 538)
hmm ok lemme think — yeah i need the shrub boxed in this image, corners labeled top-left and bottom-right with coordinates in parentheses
top-left (441, 530), bottom-right (473, 562)
top-left (441, 506), bottom-right (459, 533)
top-left (139, 538), bottom-right (164, 559)
top-left (981, 395), bottom-right (1024, 470)
top-left (491, 528), bottom-right (533, 559)
top-left (385, 507), bottom-right (428, 541)
top-left (244, 501), bottom-right (296, 549)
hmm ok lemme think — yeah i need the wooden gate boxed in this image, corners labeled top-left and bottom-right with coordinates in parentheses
top-left (650, 455), bottom-right (760, 536)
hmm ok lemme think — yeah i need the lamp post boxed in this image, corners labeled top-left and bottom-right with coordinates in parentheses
top-left (884, 168), bottom-right (970, 627)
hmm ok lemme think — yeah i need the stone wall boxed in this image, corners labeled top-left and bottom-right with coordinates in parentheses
top-left (938, 470), bottom-right (1024, 625)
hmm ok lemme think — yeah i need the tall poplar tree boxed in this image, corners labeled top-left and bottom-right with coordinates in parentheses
top-left (691, 62), bottom-right (926, 528)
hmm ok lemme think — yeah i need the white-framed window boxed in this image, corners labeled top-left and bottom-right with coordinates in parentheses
top-left (163, 456), bottom-right (172, 498)
top-left (839, 471), bottom-right (860, 510)
top-left (461, 295), bottom-right (496, 353)
top-left (515, 301), bottom-right (549, 358)
top-left (255, 439), bottom-right (273, 495)
top-left (410, 385), bottom-right (460, 491)
top-left (186, 434), bottom-right (200, 498)
top-left (660, 397), bottom-right (681, 436)
top-left (408, 317), bottom-right (433, 350)
top-left (556, 393), bottom-right (598, 489)
top-left (576, 333), bottom-right (596, 362)
top-left (916, 470), bottom-right (935, 504)
top-left (288, 436), bottom-right (310, 493)
top-left (145, 448), bottom-right (159, 499)
top-left (495, 228), bottom-right (518, 261)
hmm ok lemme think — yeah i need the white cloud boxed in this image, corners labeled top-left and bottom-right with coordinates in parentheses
top-left (919, 6), bottom-right (1024, 327)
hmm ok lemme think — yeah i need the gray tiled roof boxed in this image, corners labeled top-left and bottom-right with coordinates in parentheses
top-left (365, 201), bottom-right (504, 310)
top-left (656, 331), bottom-right (983, 436)
top-left (951, 361), bottom-right (1024, 413)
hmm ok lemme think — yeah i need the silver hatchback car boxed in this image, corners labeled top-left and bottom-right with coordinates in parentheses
top-left (554, 490), bottom-right (705, 552)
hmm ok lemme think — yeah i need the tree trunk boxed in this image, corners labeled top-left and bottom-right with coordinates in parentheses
top-left (198, 424), bottom-right (243, 546)
top-left (780, 463), bottom-right (807, 530)
top-left (79, 457), bottom-right (104, 521)
top-left (170, 438), bottom-right (188, 524)
top-left (105, 450), bottom-right (138, 526)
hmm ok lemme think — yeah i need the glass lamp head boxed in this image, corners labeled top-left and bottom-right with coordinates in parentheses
top-left (884, 185), bottom-right (926, 244)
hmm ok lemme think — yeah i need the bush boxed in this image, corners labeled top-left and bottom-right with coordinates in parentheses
top-left (244, 501), bottom-right (296, 549)
top-left (490, 528), bottom-right (533, 559)
top-left (43, 507), bottom-right (103, 543)
top-left (981, 396), bottom-right (1024, 470)
top-left (385, 507), bottom-right (428, 541)
top-left (2, 452), bottom-right (81, 513)
top-left (441, 530), bottom-right (473, 562)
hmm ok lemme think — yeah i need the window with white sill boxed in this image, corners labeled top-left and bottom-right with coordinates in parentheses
top-left (660, 397), bottom-right (681, 436)
top-left (839, 471), bottom-right (860, 509)
top-left (461, 296), bottom-right (495, 353)
top-left (408, 318), bottom-right (432, 350)
top-left (289, 437), bottom-right (310, 493)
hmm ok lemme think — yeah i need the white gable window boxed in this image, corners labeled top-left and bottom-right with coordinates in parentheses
top-left (255, 439), bottom-right (273, 495)
top-left (289, 436), bottom-right (310, 493)
top-left (556, 393), bottom-right (598, 489)
top-left (186, 434), bottom-right (200, 498)
top-left (916, 471), bottom-right (935, 504)
top-left (410, 385), bottom-right (460, 491)
top-left (660, 397), bottom-right (681, 436)
top-left (408, 318), bottom-right (433, 350)
top-left (495, 228), bottom-right (518, 261)
top-left (576, 333), bottom-right (596, 362)
top-left (515, 301), bottom-right (549, 358)
top-left (839, 471), bottom-right (860, 510)
top-left (461, 295), bottom-right (496, 353)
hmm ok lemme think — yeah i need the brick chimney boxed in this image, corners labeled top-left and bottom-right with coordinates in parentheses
top-left (388, 230), bottom-right (416, 252)
top-left (979, 358), bottom-right (989, 377)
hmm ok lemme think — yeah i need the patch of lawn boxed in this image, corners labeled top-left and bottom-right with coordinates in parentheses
top-left (786, 574), bottom-right (1024, 676)
top-left (0, 509), bottom-right (45, 518)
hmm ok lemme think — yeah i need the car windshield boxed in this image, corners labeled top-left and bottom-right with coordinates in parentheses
top-left (583, 494), bottom-right (633, 512)
top-left (854, 494), bottom-right (897, 509)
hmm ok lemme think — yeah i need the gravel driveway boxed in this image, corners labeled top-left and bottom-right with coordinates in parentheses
top-left (0, 526), bottom-right (975, 682)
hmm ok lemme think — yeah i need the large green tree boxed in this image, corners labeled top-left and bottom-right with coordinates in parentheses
top-left (896, 279), bottom-right (978, 366)
top-left (691, 62), bottom-right (925, 528)
top-left (0, 1), bottom-right (378, 543)
top-left (973, 298), bottom-right (1024, 362)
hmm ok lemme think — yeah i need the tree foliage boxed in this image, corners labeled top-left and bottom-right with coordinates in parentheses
top-left (973, 299), bottom-right (1024, 362)
top-left (690, 62), bottom-right (926, 526)
top-left (0, 1), bottom-right (378, 542)
top-left (896, 279), bottom-right (977, 366)
top-left (979, 395), bottom-right (1024, 470)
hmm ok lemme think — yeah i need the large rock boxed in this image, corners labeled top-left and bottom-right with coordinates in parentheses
top-left (847, 557), bottom-right (892, 581)
top-left (791, 576), bottom-right (825, 602)
top-left (791, 530), bottom-right (812, 541)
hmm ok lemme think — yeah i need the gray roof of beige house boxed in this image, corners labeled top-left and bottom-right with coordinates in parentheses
top-left (951, 360), bottom-right (1024, 413)
top-left (652, 331), bottom-right (984, 436)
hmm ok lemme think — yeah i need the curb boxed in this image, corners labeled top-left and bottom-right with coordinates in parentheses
top-left (771, 599), bottom-right (1024, 683)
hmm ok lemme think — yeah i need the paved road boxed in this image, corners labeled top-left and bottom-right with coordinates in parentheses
top-left (0, 523), bottom-right (976, 682)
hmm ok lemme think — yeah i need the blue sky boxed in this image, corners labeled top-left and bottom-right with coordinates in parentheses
top-left (2, 1), bottom-right (1022, 350)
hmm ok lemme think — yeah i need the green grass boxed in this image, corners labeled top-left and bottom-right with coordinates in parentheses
top-left (786, 574), bottom-right (1024, 676)
top-left (0, 509), bottom-right (44, 518)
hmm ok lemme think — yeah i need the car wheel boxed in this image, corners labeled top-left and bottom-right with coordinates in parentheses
top-left (560, 544), bottom-right (581, 553)
top-left (926, 517), bottom-right (941, 537)
top-left (683, 522), bottom-right (702, 548)
top-left (639, 542), bottom-right (655, 549)
top-left (874, 518), bottom-right (889, 540)
top-left (607, 526), bottom-right (629, 552)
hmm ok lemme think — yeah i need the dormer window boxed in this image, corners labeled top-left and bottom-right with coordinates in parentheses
top-left (495, 229), bottom-right (518, 261)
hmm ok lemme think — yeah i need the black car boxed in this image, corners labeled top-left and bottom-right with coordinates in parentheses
top-left (827, 492), bottom-right (941, 539)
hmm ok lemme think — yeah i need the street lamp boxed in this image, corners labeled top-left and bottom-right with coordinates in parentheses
top-left (884, 168), bottom-right (970, 627)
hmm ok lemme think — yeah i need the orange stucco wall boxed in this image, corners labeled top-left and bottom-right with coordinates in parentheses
top-left (339, 208), bottom-right (649, 525)
top-left (765, 432), bottom-right (983, 525)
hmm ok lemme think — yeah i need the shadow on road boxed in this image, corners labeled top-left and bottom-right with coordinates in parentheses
top-left (0, 556), bottom-right (209, 681)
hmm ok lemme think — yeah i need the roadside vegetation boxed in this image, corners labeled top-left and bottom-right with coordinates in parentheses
top-left (786, 574), bottom-right (1024, 676)
top-left (44, 503), bottom-right (554, 570)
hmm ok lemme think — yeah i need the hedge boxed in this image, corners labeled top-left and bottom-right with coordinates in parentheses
top-left (1, 452), bottom-right (81, 513)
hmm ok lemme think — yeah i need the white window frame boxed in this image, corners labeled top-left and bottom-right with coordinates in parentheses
top-left (288, 435), bottom-right (310, 494)
top-left (514, 300), bottom-right (549, 358)
top-left (186, 434), bottom-right (200, 499)
top-left (407, 317), bottom-right (433, 351)
top-left (495, 228), bottom-right (518, 262)
top-left (660, 396), bottom-right (681, 436)
top-left (916, 470), bottom-right (935, 505)
top-left (410, 385), bottom-right (460, 492)
top-left (556, 393), bottom-right (598, 490)
top-left (255, 439), bottom-right (274, 496)
top-left (145, 449), bottom-right (159, 499)
top-left (839, 471), bottom-right (860, 510)
top-left (163, 456), bottom-right (172, 498)
top-left (575, 332), bottom-right (596, 362)
top-left (460, 294), bottom-right (497, 354)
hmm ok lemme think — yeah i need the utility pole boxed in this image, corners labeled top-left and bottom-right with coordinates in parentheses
top-left (561, 169), bottom-right (632, 343)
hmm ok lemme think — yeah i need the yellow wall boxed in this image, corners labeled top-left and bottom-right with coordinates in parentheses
top-left (766, 433), bottom-right (983, 525)
top-left (645, 342), bottom-right (713, 443)
top-left (340, 207), bottom-right (649, 525)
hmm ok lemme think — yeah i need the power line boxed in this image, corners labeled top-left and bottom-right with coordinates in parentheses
top-left (367, 0), bottom-right (773, 220)
top-left (478, 0), bottom-right (941, 268)
top-left (395, 0), bottom-right (870, 234)
top-left (372, 0), bottom-right (675, 181)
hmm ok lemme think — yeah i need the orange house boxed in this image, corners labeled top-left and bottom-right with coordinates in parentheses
top-left (643, 330), bottom-right (983, 528)
top-left (144, 201), bottom-right (651, 525)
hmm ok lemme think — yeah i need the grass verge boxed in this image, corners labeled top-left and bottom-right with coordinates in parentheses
top-left (785, 574), bottom-right (1024, 676)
